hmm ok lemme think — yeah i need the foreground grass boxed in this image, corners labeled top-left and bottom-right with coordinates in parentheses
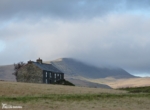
top-left (0, 93), bottom-right (150, 102)
top-left (0, 81), bottom-right (126, 96)
top-left (0, 81), bottom-right (150, 110)
top-left (1, 94), bottom-right (150, 110)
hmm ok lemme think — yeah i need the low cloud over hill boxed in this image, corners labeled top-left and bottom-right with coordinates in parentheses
top-left (49, 58), bottom-right (135, 79)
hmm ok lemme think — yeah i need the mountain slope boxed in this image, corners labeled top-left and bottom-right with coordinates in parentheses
top-left (66, 78), bottom-right (112, 89)
top-left (48, 58), bottom-right (135, 79)
top-left (105, 77), bottom-right (150, 88)
top-left (0, 64), bottom-right (16, 81)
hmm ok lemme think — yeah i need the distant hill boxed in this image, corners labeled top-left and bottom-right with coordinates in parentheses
top-left (47, 58), bottom-right (135, 79)
top-left (0, 64), bottom-right (16, 81)
top-left (104, 77), bottom-right (150, 88)
top-left (0, 58), bottom-right (138, 88)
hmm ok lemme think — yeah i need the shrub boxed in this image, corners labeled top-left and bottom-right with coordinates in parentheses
top-left (54, 79), bottom-right (75, 86)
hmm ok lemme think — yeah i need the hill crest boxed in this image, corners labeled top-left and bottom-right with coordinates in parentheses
top-left (47, 58), bottom-right (135, 79)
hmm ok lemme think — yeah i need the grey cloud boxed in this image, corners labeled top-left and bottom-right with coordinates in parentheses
top-left (126, 0), bottom-right (150, 9)
top-left (0, 0), bottom-right (150, 21)
top-left (1, 14), bottom-right (150, 75)
top-left (1, 0), bottom-right (150, 76)
top-left (0, 0), bottom-right (116, 20)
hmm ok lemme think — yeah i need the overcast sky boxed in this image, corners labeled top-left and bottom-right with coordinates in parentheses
top-left (0, 0), bottom-right (150, 76)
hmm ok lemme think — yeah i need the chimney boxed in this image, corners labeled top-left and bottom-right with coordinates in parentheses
top-left (28, 60), bottom-right (32, 64)
top-left (36, 58), bottom-right (42, 64)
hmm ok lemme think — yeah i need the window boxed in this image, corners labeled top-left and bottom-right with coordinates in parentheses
top-left (46, 79), bottom-right (47, 84)
top-left (55, 73), bottom-right (56, 78)
top-left (49, 73), bottom-right (51, 78)
top-left (46, 72), bottom-right (47, 78)
top-left (60, 74), bottom-right (61, 79)
top-left (57, 74), bottom-right (59, 76)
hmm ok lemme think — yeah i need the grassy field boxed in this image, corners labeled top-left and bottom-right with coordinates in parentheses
top-left (0, 81), bottom-right (150, 110)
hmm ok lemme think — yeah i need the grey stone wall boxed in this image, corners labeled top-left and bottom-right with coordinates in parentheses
top-left (17, 63), bottom-right (43, 83)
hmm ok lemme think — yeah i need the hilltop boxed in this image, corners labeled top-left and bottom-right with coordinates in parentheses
top-left (48, 58), bottom-right (135, 79)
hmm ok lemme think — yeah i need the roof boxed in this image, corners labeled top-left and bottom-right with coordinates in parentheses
top-left (33, 62), bottom-right (62, 73)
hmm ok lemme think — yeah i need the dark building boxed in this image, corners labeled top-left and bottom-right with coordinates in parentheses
top-left (17, 58), bottom-right (64, 84)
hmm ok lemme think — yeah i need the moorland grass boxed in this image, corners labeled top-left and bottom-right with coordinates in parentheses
top-left (118, 86), bottom-right (150, 93)
top-left (0, 81), bottom-right (150, 110)
top-left (0, 93), bottom-right (150, 103)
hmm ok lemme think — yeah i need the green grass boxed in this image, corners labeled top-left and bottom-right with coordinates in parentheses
top-left (118, 86), bottom-right (150, 93)
top-left (1, 93), bottom-right (150, 103)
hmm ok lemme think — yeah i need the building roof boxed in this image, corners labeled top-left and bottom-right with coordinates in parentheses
top-left (33, 62), bottom-right (62, 73)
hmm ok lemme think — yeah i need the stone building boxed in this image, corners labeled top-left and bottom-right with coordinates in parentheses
top-left (17, 58), bottom-right (64, 84)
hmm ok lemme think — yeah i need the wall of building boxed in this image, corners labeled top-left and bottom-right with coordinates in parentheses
top-left (43, 70), bottom-right (64, 84)
top-left (17, 63), bottom-right (43, 83)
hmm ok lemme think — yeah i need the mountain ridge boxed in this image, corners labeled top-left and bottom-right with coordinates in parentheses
top-left (0, 57), bottom-right (140, 88)
top-left (48, 58), bottom-right (135, 79)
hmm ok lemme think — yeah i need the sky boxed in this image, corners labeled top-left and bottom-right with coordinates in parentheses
top-left (0, 0), bottom-right (150, 77)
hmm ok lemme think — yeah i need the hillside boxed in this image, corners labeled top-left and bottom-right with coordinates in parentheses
top-left (48, 58), bottom-right (135, 79)
top-left (105, 77), bottom-right (150, 88)
top-left (0, 64), bottom-right (16, 81)
top-left (66, 78), bottom-right (111, 89)
top-left (82, 77), bottom-right (150, 88)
